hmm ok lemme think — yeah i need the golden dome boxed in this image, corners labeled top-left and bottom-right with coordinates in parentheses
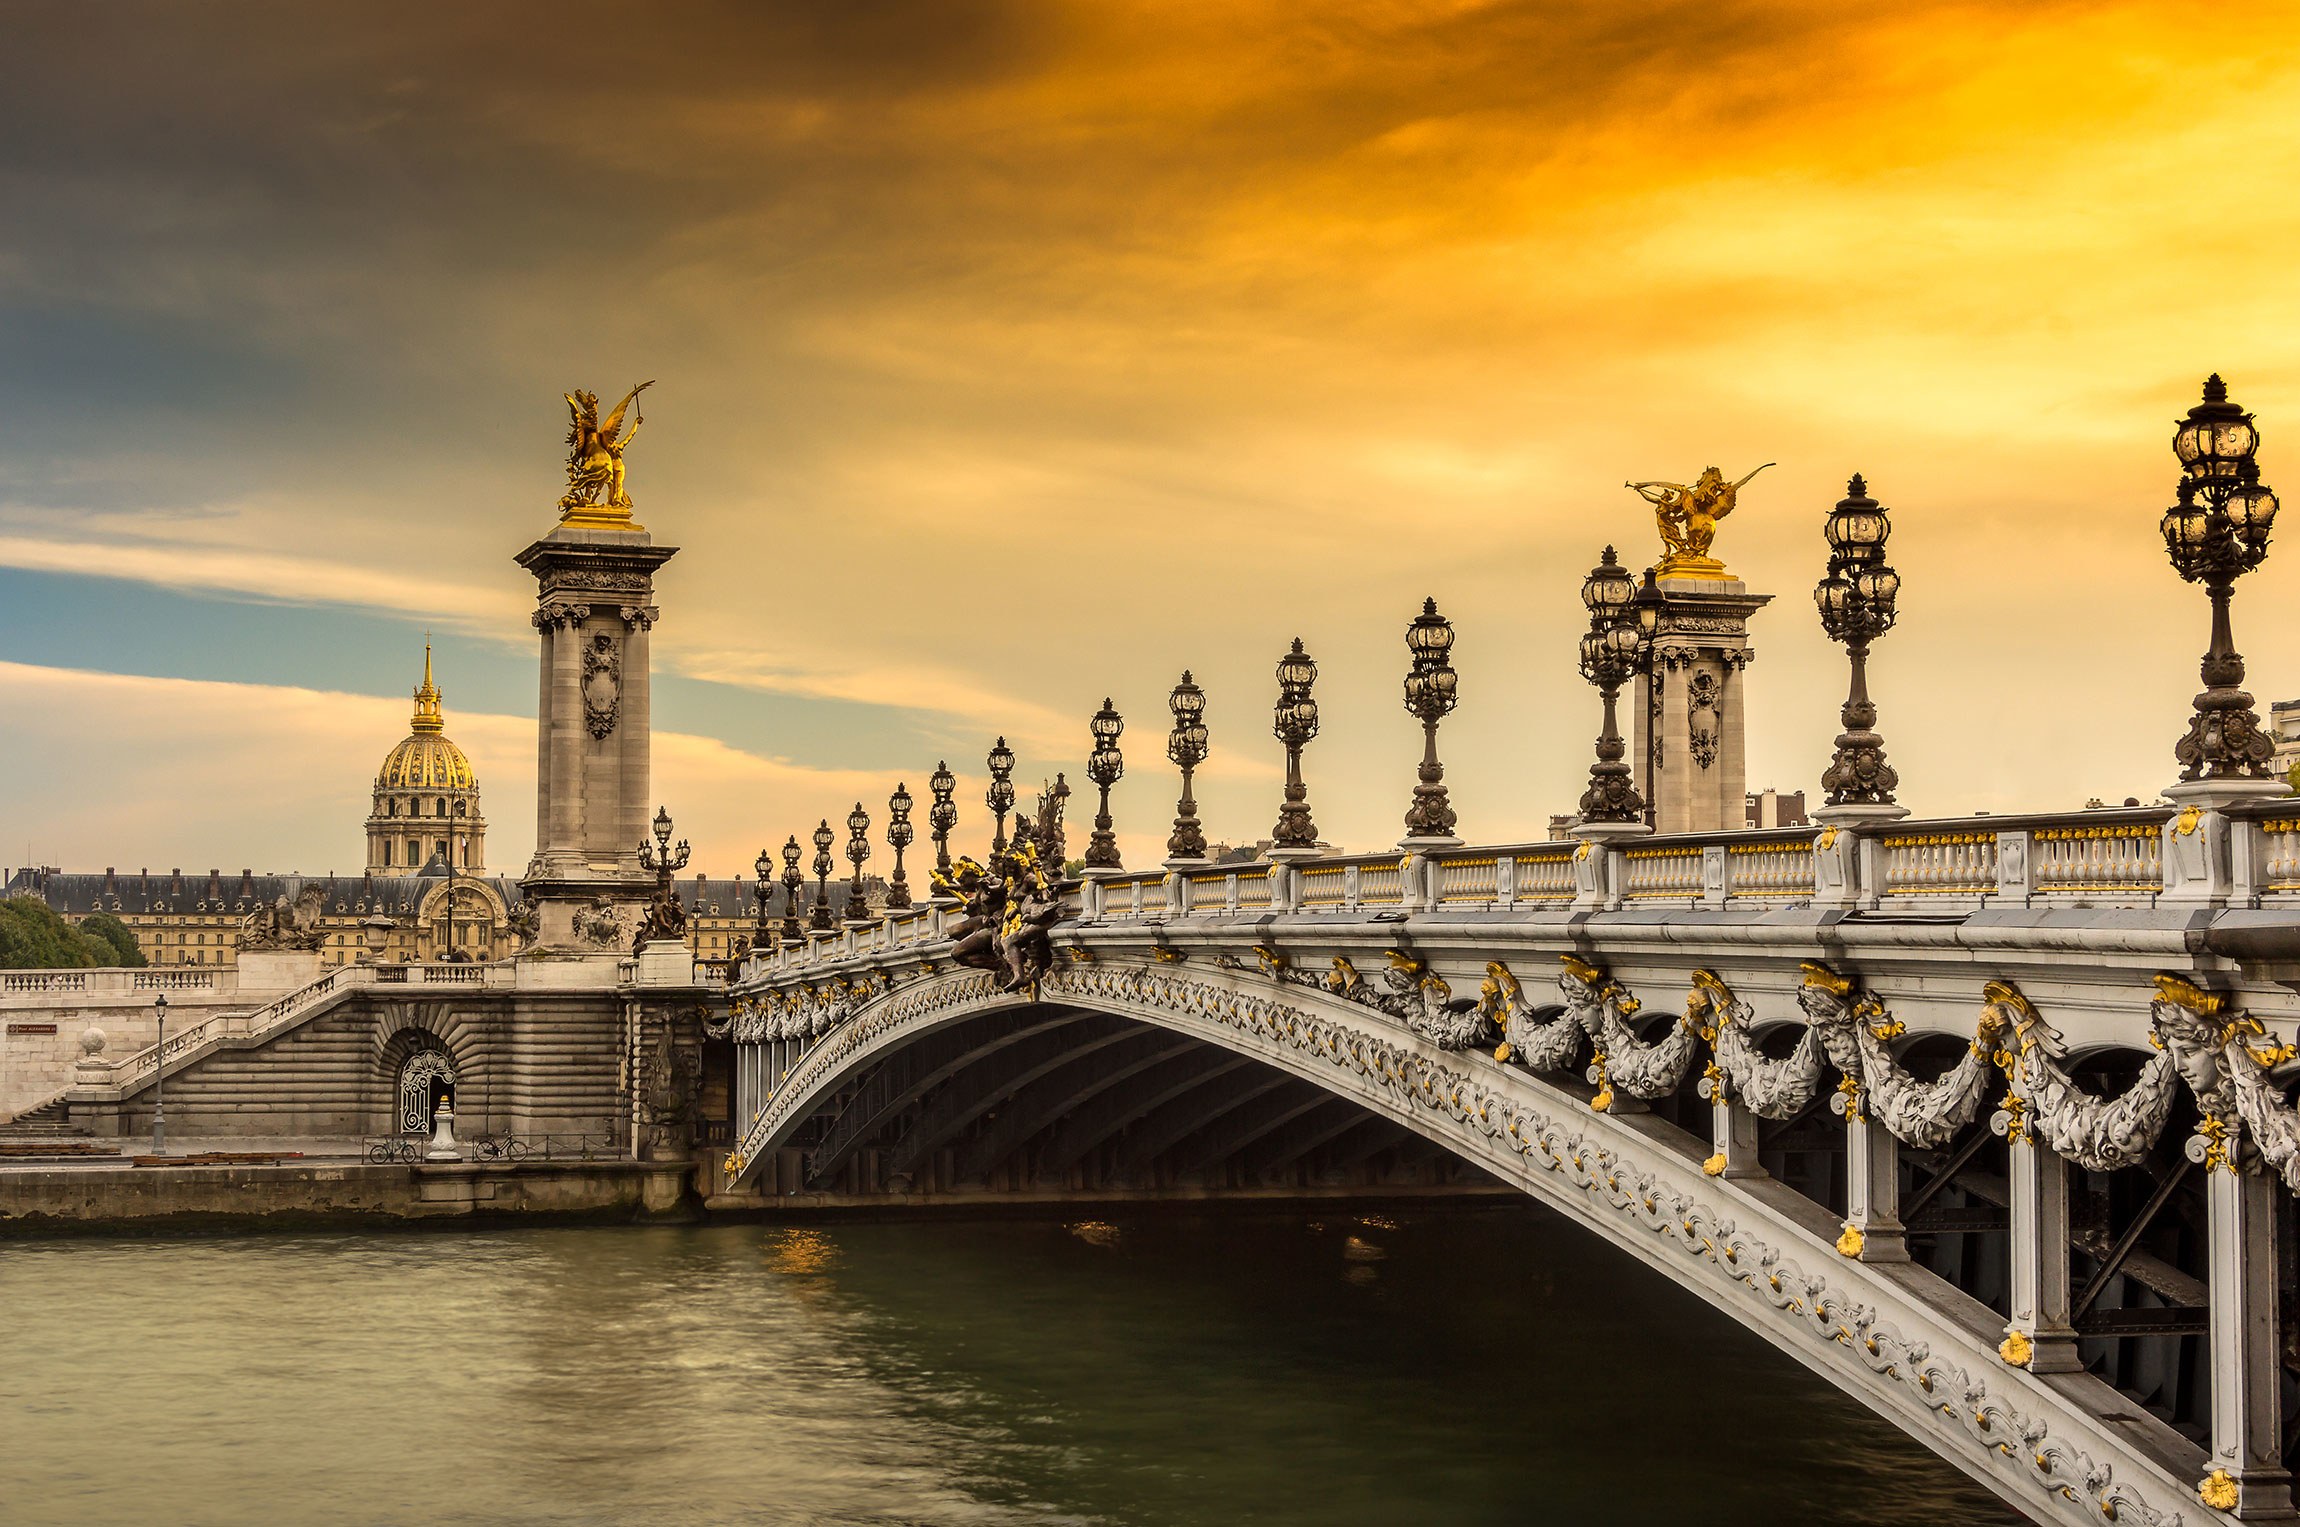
top-left (377, 646), bottom-right (477, 791)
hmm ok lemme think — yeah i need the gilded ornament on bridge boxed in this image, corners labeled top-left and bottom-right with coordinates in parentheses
top-left (1626, 463), bottom-right (1771, 578)
top-left (557, 381), bottom-right (654, 529)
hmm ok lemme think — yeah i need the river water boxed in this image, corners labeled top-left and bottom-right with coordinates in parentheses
top-left (1, 1205), bottom-right (2013, 1525)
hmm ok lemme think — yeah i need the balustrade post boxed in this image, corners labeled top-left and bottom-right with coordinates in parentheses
top-left (1700, 844), bottom-right (1728, 910)
top-left (1495, 855), bottom-right (1515, 909)
top-left (2163, 806), bottom-right (2237, 907)
top-left (1399, 851), bottom-right (1430, 913)
top-left (2204, 1163), bottom-right (2295, 1515)
top-left (2229, 815), bottom-right (2267, 905)
top-left (1709, 1095), bottom-right (1761, 1179)
top-left (2004, 1129), bottom-right (2083, 1373)
top-left (1994, 829), bottom-right (2032, 906)
top-left (1843, 1116), bottom-right (1908, 1263)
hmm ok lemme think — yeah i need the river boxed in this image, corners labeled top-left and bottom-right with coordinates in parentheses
top-left (1, 1205), bottom-right (2014, 1525)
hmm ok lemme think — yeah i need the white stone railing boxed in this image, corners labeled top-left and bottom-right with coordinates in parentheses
top-left (1879, 827), bottom-right (1998, 897)
top-left (1725, 834), bottom-right (1816, 898)
top-left (2, 967), bottom-right (229, 997)
top-left (1619, 842), bottom-right (1704, 902)
top-left (2032, 819), bottom-right (2164, 896)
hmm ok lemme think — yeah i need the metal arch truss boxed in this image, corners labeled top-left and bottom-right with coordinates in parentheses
top-left (724, 952), bottom-right (2254, 1527)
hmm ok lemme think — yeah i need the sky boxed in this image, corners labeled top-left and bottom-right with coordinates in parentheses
top-left (5, 0), bottom-right (2300, 881)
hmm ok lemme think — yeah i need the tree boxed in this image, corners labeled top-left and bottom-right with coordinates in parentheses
top-left (78, 912), bottom-right (149, 968)
top-left (0, 897), bottom-right (134, 969)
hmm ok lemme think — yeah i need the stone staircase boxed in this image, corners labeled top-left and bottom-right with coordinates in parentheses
top-left (1, 1098), bottom-right (90, 1137)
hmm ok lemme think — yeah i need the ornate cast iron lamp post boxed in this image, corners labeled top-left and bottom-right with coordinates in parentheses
top-left (986, 738), bottom-right (1017, 858)
top-left (845, 802), bottom-right (873, 923)
top-left (1271, 639), bottom-right (1321, 850)
top-left (640, 806), bottom-right (691, 886)
top-left (1815, 475), bottom-right (1904, 814)
top-left (637, 806), bottom-right (691, 943)
top-left (1038, 773), bottom-right (1072, 868)
top-left (928, 761), bottom-right (958, 873)
top-left (2162, 375), bottom-right (2282, 795)
top-left (753, 848), bottom-right (777, 952)
top-left (1401, 597), bottom-right (1461, 842)
top-left (150, 992), bottom-right (167, 1156)
top-left (1084, 700), bottom-right (1125, 870)
top-left (886, 784), bottom-right (914, 910)
top-left (809, 820), bottom-right (836, 931)
top-left (780, 836), bottom-right (806, 941)
top-left (1577, 548), bottom-right (1652, 824)
top-left (1166, 672), bottom-right (1209, 862)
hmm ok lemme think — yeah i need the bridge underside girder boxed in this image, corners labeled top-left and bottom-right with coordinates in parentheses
top-left (776, 1004), bottom-right (1476, 1198)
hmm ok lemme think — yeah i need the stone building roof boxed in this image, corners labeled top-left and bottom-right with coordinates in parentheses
top-left (0, 865), bottom-right (520, 919)
top-left (0, 865), bottom-right (876, 919)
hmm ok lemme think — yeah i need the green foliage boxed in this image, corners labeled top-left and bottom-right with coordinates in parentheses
top-left (78, 911), bottom-right (149, 968)
top-left (0, 897), bottom-right (137, 969)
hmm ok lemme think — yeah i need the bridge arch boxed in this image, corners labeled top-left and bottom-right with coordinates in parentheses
top-left (727, 956), bottom-right (2211, 1527)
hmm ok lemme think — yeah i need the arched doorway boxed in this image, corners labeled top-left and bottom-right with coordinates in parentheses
top-left (397, 1046), bottom-right (456, 1135)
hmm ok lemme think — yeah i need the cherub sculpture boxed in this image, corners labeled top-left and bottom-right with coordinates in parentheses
top-left (1626, 463), bottom-right (1772, 572)
top-left (559, 381), bottom-right (655, 513)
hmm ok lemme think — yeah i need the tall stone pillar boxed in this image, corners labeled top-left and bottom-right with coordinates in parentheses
top-left (1631, 574), bottom-right (1771, 835)
top-left (517, 522), bottom-right (677, 948)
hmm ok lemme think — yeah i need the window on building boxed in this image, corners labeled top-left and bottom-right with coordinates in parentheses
top-left (380, 841), bottom-right (392, 867)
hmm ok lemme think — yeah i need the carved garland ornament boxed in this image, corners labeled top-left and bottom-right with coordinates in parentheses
top-left (725, 958), bottom-right (2197, 1527)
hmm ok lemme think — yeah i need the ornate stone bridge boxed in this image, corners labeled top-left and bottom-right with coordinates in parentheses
top-left (719, 806), bottom-right (2300, 1524)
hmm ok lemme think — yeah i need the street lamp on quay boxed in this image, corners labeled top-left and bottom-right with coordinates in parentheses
top-left (927, 761), bottom-right (958, 874)
top-left (779, 836), bottom-right (806, 942)
top-left (1085, 700), bottom-right (1125, 870)
top-left (150, 992), bottom-right (167, 1156)
top-left (1271, 639), bottom-right (1321, 851)
top-left (1815, 475), bottom-right (1906, 818)
top-left (1400, 597), bottom-right (1461, 844)
top-left (1166, 672), bottom-right (1210, 863)
top-left (986, 738), bottom-right (1017, 859)
top-left (809, 820), bottom-right (837, 931)
top-left (886, 784), bottom-right (915, 910)
top-left (844, 802), bottom-right (873, 924)
top-left (2161, 375), bottom-right (2285, 798)
top-left (1576, 547), bottom-right (1655, 825)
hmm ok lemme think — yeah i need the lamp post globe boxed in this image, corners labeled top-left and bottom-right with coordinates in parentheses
top-left (1084, 700), bottom-right (1126, 870)
top-left (927, 760), bottom-right (958, 873)
top-left (1401, 596), bottom-right (1461, 844)
top-left (2160, 376), bottom-right (2283, 795)
top-left (1814, 475), bottom-right (1905, 815)
top-left (1271, 639), bottom-right (1321, 849)
top-left (780, 835), bottom-right (806, 940)
top-left (809, 819), bottom-right (837, 931)
top-left (1165, 672), bottom-right (1210, 862)
top-left (1574, 547), bottom-right (1645, 826)
top-left (886, 783), bottom-right (915, 910)
top-left (986, 738), bottom-right (1017, 858)
top-left (844, 802), bottom-right (873, 924)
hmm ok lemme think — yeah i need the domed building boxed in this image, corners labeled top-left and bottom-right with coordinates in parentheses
top-left (367, 647), bottom-right (487, 877)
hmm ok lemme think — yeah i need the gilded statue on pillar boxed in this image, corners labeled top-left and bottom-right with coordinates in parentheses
top-left (558, 381), bottom-right (655, 522)
top-left (1626, 463), bottom-right (1772, 577)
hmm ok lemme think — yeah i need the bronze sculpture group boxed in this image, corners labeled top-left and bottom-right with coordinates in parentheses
top-left (934, 795), bottom-right (1070, 994)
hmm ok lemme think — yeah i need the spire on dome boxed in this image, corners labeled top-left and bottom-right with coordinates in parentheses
top-left (411, 641), bottom-right (444, 734)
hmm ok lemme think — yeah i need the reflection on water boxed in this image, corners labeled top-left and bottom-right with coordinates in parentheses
top-left (0, 1206), bottom-right (2014, 1526)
